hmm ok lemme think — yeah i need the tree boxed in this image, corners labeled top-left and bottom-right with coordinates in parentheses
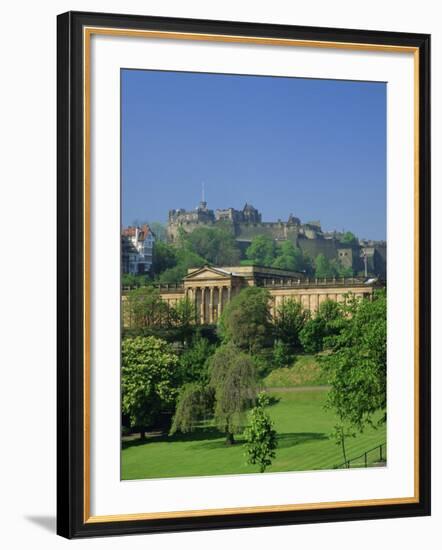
top-left (184, 226), bottom-right (241, 266)
top-left (272, 241), bottom-right (305, 272)
top-left (340, 231), bottom-right (358, 245)
top-left (169, 296), bottom-right (198, 343)
top-left (122, 336), bottom-right (179, 439)
top-left (152, 241), bottom-right (177, 276)
top-left (177, 333), bottom-right (214, 385)
top-left (273, 298), bottom-right (309, 349)
top-left (299, 299), bottom-right (345, 353)
top-left (209, 344), bottom-right (259, 444)
top-left (244, 392), bottom-right (278, 472)
top-left (272, 339), bottom-right (292, 369)
top-left (218, 287), bottom-right (271, 353)
top-left (170, 383), bottom-right (214, 435)
top-left (320, 290), bottom-right (387, 436)
top-left (314, 253), bottom-right (336, 278)
top-left (125, 286), bottom-right (171, 328)
top-left (246, 235), bottom-right (277, 266)
top-left (299, 317), bottom-right (327, 353)
top-left (158, 246), bottom-right (205, 283)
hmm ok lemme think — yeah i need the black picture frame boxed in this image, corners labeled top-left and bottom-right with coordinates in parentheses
top-left (57, 10), bottom-right (431, 539)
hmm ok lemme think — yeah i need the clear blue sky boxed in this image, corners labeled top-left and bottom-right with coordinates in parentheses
top-left (122, 69), bottom-right (386, 240)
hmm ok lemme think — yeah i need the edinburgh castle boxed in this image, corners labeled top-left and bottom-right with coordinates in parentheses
top-left (167, 201), bottom-right (386, 278)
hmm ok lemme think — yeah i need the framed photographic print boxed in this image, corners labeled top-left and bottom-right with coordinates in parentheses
top-left (57, 11), bottom-right (431, 538)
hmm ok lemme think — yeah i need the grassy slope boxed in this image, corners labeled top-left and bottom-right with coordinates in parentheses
top-left (121, 389), bottom-right (386, 480)
top-left (263, 354), bottom-right (328, 387)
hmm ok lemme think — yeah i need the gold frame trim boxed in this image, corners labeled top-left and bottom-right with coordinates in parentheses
top-left (83, 27), bottom-right (420, 524)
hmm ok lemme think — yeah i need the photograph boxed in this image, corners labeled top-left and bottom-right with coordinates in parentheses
top-left (120, 68), bottom-right (388, 481)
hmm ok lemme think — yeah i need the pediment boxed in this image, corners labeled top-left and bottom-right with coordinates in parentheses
top-left (184, 266), bottom-right (234, 281)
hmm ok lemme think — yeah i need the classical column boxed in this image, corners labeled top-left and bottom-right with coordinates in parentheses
top-left (201, 286), bottom-right (206, 324)
top-left (209, 286), bottom-right (214, 323)
top-left (227, 286), bottom-right (231, 303)
top-left (218, 286), bottom-right (223, 319)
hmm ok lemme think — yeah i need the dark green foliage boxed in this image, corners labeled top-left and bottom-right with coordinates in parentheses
top-left (184, 227), bottom-right (241, 266)
top-left (299, 317), bottom-right (327, 353)
top-left (122, 336), bottom-right (180, 438)
top-left (152, 241), bottom-right (177, 276)
top-left (273, 298), bottom-right (310, 349)
top-left (244, 392), bottom-right (278, 473)
top-left (272, 340), bottom-right (293, 369)
top-left (209, 344), bottom-right (260, 444)
top-left (125, 286), bottom-right (172, 328)
top-left (178, 333), bottom-right (214, 385)
top-left (170, 383), bottom-right (214, 435)
top-left (299, 299), bottom-right (346, 353)
top-left (122, 273), bottom-right (152, 288)
top-left (218, 287), bottom-right (272, 353)
top-left (246, 235), bottom-right (277, 266)
top-left (272, 241), bottom-right (305, 272)
top-left (340, 231), bottom-right (358, 245)
top-left (314, 253), bottom-right (336, 278)
top-left (320, 289), bottom-right (387, 433)
top-left (169, 296), bottom-right (198, 343)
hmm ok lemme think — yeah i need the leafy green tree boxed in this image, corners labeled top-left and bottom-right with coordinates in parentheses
top-left (184, 227), bottom-right (241, 266)
top-left (244, 392), bottom-right (278, 473)
top-left (209, 344), bottom-right (259, 444)
top-left (178, 333), bottom-right (214, 385)
top-left (170, 383), bottom-right (214, 435)
top-left (152, 241), bottom-right (177, 276)
top-left (122, 273), bottom-right (139, 288)
top-left (299, 299), bottom-right (345, 353)
top-left (218, 287), bottom-right (271, 353)
top-left (340, 231), bottom-right (358, 245)
top-left (246, 235), bottom-right (277, 266)
top-left (125, 286), bottom-right (171, 328)
top-left (122, 336), bottom-right (179, 439)
top-left (273, 298), bottom-right (310, 349)
top-left (299, 317), bottom-right (327, 353)
top-left (272, 241), bottom-right (305, 272)
top-left (169, 296), bottom-right (198, 343)
top-left (272, 340), bottom-right (292, 369)
top-left (314, 253), bottom-right (336, 278)
top-left (158, 246), bottom-right (206, 283)
top-left (320, 290), bottom-right (387, 434)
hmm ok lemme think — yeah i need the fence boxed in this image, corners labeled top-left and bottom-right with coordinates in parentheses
top-left (335, 442), bottom-right (387, 469)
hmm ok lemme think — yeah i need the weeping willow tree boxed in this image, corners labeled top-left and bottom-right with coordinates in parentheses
top-left (171, 344), bottom-right (259, 444)
top-left (209, 344), bottom-right (260, 444)
top-left (170, 383), bottom-right (214, 435)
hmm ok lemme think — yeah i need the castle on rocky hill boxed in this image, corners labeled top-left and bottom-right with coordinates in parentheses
top-left (167, 201), bottom-right (386, 277)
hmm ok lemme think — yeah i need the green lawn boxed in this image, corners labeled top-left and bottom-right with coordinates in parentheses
top-left (121, 388), bottom-right (386, 480)
top-left (263, 354), bottom-right (328, 387)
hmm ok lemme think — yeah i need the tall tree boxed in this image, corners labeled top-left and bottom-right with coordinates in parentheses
top-left (314, 253), bottom-right (336, 278)
top-left (320, 290), bottom-right (387, 436)
top-left (122, 336), bottom-right (179, 439)
top-left (273, 298), bottom-right (310, 349)
top-left (218, 287), bottom-right (271, 353)
top-left (272, 241), bottom-right (305, 272)
top-left (184, 226), bottom-right (241, 266)
top-left (125, 286), bottom-right (171, 328)
top-left (152, 241), bottom-right (177, 276)
top-left (170, 383), bottom-right (214, 435)
top-left (246, 235), bottom-right (277, 266)
top-left (340, 231), bottom-right (358, 245)
top-left (244, 392), bottom-right (278, 472)
top-left (209, 344), bottom-right (259, 444)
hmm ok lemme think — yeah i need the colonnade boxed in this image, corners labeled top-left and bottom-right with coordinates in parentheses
top-left (185, 285), bottom-right (233, 324)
